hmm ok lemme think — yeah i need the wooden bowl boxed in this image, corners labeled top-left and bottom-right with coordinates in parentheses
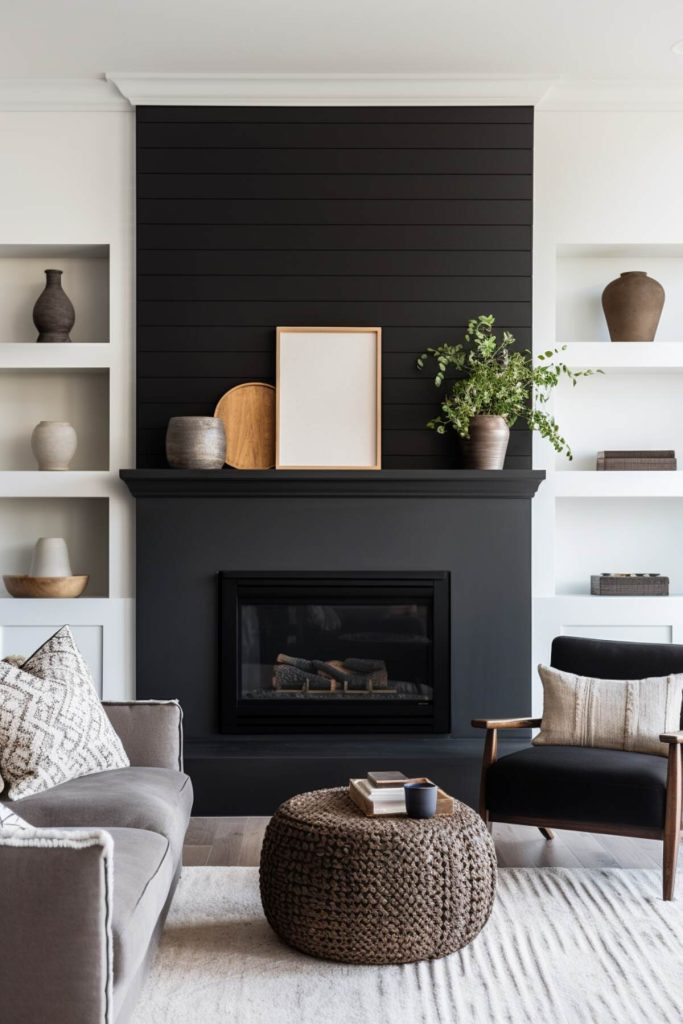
top-left (3, 574), bottom-right (89, 598)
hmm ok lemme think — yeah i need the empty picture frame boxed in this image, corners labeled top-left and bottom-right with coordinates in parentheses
top-left (276, 327), bottom-right (382, 470)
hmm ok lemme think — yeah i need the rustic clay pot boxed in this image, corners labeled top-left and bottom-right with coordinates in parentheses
top-left (33, 269), bottom-right (75, 343)
top-left (31, 420), bottom-right (78, 470)
top-left (165, 416), bottom-right (226, 469)
top-left (461, 415), bottom-right (510, 470)
top-left (601, 271), bottom-right (665, 342)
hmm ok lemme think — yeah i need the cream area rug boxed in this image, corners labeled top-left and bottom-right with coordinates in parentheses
top-left (132, 867), bottom-right (682, 1024)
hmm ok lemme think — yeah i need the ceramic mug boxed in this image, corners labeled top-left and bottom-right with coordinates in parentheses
top-left (404, 781), bottom-right (437, 819)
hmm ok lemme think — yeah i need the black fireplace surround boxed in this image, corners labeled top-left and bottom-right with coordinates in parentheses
top-left (127, 103), bottom-right (539, 812)
top-left (121, 470), bottom-right (544, 813)
top-left (220, 571), bottom-right (450, 734)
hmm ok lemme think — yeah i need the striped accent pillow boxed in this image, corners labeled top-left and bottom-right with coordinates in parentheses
top-left (534, 664), bottom-right (683, 757)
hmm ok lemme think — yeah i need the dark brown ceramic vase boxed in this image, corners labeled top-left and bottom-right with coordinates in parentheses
top-left (461, 415), bottom-right (510, 470)
top-left (33, 269), bottom-right (75, 343)
top-left (601, 271), bottom-right (665, 342)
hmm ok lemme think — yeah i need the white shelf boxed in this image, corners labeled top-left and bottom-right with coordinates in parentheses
top-left (553, 472), bottom-right (683, 498)
top-left (536, 594), bottom-right (683, 614)
top-left (0, 343), bottom-right (111, 370)
top-left (0, 471), bottom-right (122, 498)
top-left (560, 341), bottom-right (683, 372)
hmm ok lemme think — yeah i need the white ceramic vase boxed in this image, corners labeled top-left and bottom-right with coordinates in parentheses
top-left (31, 420), bottom-right (78, 471)
top-left (29, 537), bottom-right (73, 577)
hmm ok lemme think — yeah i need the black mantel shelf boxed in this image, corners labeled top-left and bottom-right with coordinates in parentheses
top-left (120, 469), bottom-right (545, 499)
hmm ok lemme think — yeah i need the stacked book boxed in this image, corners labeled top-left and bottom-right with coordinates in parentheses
top-left (596, 450), bottom-right (676, 471)
top-left (348, 771), bottom-right (409, 816)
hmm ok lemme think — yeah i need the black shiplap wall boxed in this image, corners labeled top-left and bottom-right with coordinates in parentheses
top-left (136, 106), bottom-right (533, 468)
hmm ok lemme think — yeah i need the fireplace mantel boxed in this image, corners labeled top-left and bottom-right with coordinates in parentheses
top-left (120, 468), bottom-right (545, 500)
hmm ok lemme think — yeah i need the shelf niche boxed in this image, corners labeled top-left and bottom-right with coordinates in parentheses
top-left (0, 369), bottom-right (109, 470)
top-left (556, 243), bottom-right (683, 344)
top-left (554, 369), bottom-right (683, 471)
top-left (0, 244), bottom-right (109, 345)
top-left (0, 497), bottom-right (109, 597)
top-left (555, 497), bottom-right (683, 596)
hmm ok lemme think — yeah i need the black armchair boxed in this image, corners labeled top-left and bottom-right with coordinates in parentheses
top-left (473, 635), bottom-right (683, 900)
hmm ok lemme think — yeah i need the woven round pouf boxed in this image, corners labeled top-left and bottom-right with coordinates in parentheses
top-left (259, 787), bottom-right (496, 964)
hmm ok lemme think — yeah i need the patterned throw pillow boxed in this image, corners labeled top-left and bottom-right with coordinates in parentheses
top-left (0, 802), bottom-right (34, 833)
top-left (0, 626), bottom-right (129, 800)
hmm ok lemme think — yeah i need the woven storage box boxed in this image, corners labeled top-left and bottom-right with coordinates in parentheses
top-left (259, 786), bottom-right (496, 964)
top-left (591, 575), bottom-right (669, 596)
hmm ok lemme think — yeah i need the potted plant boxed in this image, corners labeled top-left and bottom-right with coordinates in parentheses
top-left (417, 314), bottom-right (596, 469)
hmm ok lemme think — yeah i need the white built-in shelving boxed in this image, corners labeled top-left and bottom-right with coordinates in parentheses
top-left (532, 233), bottom-right (683, 711)
top-left (0, 241), bottom-right (133, 695)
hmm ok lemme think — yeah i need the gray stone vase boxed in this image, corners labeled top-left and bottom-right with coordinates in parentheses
top-left (461, 415), bottom-right (510, 470)
top-left (166, 416), bottom-right (226, 469)
top-left (32, 269), bottom-right (76, 343)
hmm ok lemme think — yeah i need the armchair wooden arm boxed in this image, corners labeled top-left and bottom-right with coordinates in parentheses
top-left (472, 716), bottom-right (541, 825)
top-left (663, 734), bottom-right (683, 900)
top-left (472, 717), bottom-right (542, 730)
top-left (660, 731), bottom-right (683, 745)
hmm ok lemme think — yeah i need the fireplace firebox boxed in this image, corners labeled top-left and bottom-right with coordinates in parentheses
top-left (220, 571), bottom-right (450, 733)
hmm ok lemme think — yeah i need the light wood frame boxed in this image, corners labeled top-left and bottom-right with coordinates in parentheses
top-left (275, 326), bottom-right (382, 470)
top-left (472, 717), bottom-right (683, 900)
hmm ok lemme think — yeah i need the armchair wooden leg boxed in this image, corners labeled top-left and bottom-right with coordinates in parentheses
top-left (663, 743), bottom-right (681, 901)
top-left (479, 728), bottom-right (498, 827)
top-left (539, 827), bottom-right (555, 841)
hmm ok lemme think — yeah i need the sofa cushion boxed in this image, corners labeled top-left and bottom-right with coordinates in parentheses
top-left (5, 767), bottom-right (193, 863)
top-left (103, 827), bottom-right (175, 1001)
top-left (486, 744), bottom-right (668, 831)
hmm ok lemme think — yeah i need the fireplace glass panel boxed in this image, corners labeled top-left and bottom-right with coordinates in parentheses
top-left (240, 600), bottom-right (433, 703)
top-left (220, 572), bottom-right (450, 733)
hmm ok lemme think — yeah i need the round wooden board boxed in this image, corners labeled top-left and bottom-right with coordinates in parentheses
top-left (214, 382), bottom-right (276, 469)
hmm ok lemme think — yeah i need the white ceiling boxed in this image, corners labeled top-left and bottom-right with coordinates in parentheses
top-left (1, 0), bottom-right (683, 80)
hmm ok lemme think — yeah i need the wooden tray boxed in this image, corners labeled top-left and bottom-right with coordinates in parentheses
top-left (348, 777), bottom-right (455, 817)
top-left (214, 382), bottom-right (275, 469)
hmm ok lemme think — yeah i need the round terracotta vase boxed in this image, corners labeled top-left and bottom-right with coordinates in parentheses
top-left (461, 415), bottom-right (510, 470)
top-left (601, 271), bottom-right (665, 342)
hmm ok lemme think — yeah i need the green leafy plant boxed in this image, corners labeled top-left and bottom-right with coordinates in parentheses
top-left (416, 314), bottom-right (598, 459)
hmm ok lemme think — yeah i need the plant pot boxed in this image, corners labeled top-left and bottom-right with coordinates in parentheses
top-left (31, 420), bottom-right (78, 470)
top-left (32, 269), bottom-right (75, 343)
top-left (601, 271), bottom-right (665, 342)
top-left (165, 416), bottom-right (226, 470)
top-left (461, 415), bottom-right (510, 470)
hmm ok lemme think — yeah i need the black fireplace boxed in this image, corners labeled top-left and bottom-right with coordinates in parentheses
top-left (220, 571), bottom-right (450, 733)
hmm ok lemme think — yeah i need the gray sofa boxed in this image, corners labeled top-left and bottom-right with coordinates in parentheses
top-left (0, 700), bottom-right (193, 1024)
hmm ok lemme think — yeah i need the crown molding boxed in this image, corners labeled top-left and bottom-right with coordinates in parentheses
top-left (537, 79), bottom-right (683, 111)
top-left (2, 74), bottom-right (681, 113)
top-left (0, 78), bottom-right (131, 111)
top-left (106, 72), bottom-right (552, 107)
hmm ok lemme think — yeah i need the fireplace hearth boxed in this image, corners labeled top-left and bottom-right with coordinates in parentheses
top-left (220, 571), bottom-right (450, 733)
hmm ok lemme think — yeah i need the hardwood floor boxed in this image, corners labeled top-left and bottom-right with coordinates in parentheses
top-left (183, 817), bottom-right (664, 869)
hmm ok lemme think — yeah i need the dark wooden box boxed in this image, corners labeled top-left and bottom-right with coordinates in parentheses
top-left (590, 575), bottom-right (669, 596)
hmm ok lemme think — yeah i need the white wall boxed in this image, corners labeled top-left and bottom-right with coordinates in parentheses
top-left (2, 100), bottom-right (682, 705)
top-left (532, 110), bottom-right (683, 708)
top-left (0, 111), bottom-right (135, 695)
